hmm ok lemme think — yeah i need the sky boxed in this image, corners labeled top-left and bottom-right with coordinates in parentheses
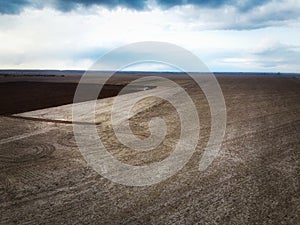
top-left (0, 0), bottom-right (299, 72)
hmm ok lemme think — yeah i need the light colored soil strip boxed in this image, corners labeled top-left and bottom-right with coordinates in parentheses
top-left (0, 127), bottom-right (56, 145)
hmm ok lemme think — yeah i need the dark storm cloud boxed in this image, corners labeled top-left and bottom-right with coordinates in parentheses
top-left (52, 0), bottom-right (146, 11)
top-left (156, 0), bottom-right (270, 11)
top-left (0, 0), bottom-right (272, 14)
top-left (0, 0), bottom-right (147, 14)
top-left (0, 0), bottom-right (31, 14)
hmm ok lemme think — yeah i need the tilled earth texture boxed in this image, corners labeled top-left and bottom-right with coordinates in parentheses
top-left (0, 74), bottom-right (299, 224)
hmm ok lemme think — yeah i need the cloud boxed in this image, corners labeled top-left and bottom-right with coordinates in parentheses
top-left (155, 0), bottom-right (270, 11)
top-left (218, 40), bottom-right (300, 72)
top-left (0, 1), bottom-right (299, 72)
top-left (51, 0), bottom-right (146, 11)
top-left (0, 0), bottom-right (147, 14)
top-left (0, 0), bottom-right (31, 14)
top-left (164, 0), bottom-right (300, 30)
top-left (1, 0), bottom-right (299, 31)
top-left (229, 0), bottom-right (300, 30)
top-left (0, 0), bottom-right (292, 15)
top-left (253, 42), bottom-right (300, 68)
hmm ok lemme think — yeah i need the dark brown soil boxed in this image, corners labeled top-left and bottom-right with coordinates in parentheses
top-left (0, 82), bottom-right (146, 115)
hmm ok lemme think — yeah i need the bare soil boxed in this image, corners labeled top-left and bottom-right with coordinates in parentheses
top-left (0, 81), bottom-right (151, 115)
top-left (0, 73), bottom-right (299, 224)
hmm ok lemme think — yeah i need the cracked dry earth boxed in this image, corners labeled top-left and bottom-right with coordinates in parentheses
top-left (0, 75), bottom-right (299, 224)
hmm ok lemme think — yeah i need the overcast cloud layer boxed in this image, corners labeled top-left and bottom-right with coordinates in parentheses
top-left (0, 0), bottom-right (299, 72)
top-left (0, 0), bottom-right (278, 14)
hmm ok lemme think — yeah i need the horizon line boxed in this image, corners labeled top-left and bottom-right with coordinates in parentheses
top-left (0, 69), bottom-right (299, 75)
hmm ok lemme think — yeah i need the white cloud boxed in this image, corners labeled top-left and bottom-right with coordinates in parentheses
top-left (0, 1), bottom-right (299, 72)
